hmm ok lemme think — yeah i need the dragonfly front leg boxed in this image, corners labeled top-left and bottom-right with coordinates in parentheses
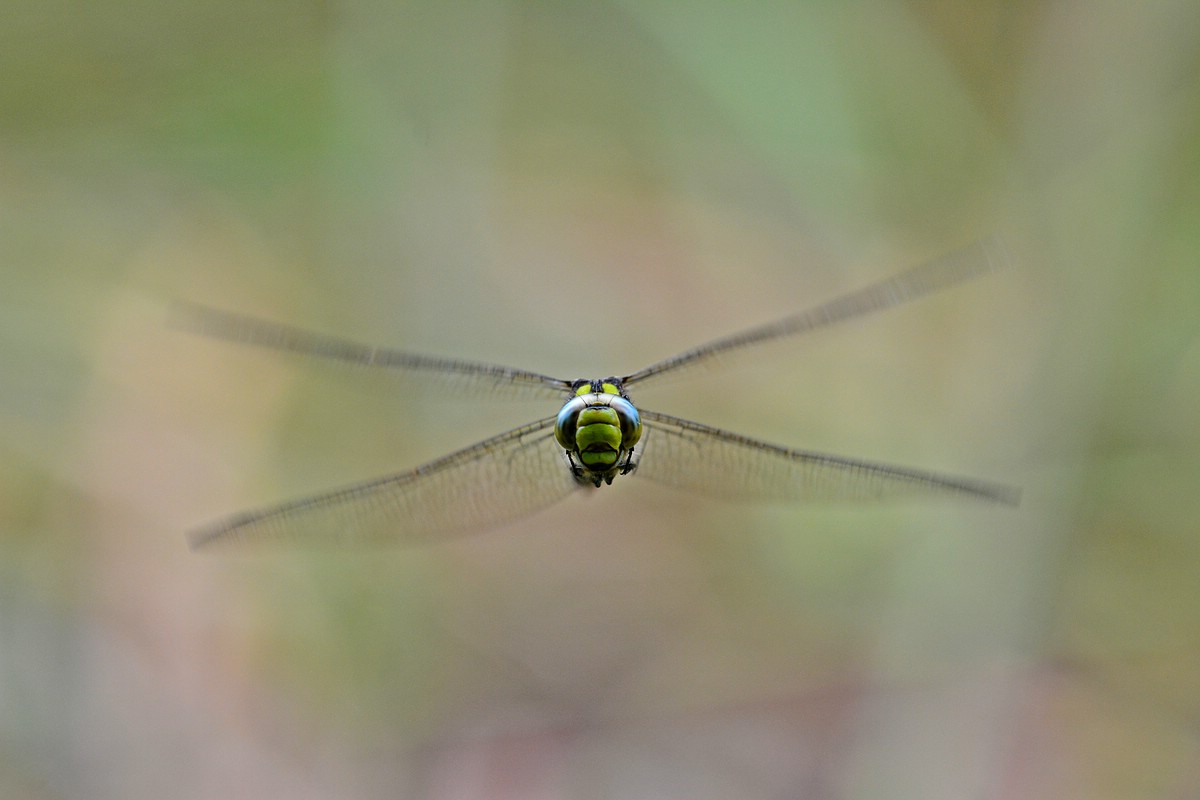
top-left (564, 448), bottom-right (638, 487)
top-left (565, 450), bottom-right (603, 488)
top-left (618, 447), bottom-right (639, 476)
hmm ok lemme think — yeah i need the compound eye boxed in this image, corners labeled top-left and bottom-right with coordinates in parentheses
top-left (554, 396), bottom-right (589, 449)
top-left (609, 396), bottom-right (642, 447)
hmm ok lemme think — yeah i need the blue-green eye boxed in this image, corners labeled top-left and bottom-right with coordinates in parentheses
top-left (610, 396), bottom-right (642, 447)
top-left (554, 396), bottom-right (589, 449)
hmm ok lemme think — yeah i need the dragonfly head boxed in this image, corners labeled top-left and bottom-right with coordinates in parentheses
top-left (556, 379), bottom-right (642, 487)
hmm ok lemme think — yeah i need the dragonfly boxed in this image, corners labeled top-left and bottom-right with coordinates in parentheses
top-left (177, 238), bottom-right (1019, 550)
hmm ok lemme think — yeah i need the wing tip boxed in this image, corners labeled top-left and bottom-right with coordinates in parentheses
top-left (186, 523), bottom-right (231, 552)
top-left (958, 477), bottom-right (1021, 507)
top-left (984, 483), bottom-right (1022, 507)
top-left (186, 511), bottom-right (260, 552)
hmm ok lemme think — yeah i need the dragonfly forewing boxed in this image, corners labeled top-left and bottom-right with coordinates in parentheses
top-left (189, 417), bottom-right (578, 549)
top-left (170, 301), bottom-right (572, 402)
top-left (622, 237), bottom-right (1010, 389)
top-left (635, 410), bottom-right (1020, 506)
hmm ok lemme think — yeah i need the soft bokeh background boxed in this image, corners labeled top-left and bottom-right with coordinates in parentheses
top-left (3, 2), bottom-right (1198, 798)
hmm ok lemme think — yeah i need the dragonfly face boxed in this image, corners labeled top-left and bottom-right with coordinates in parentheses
top-left (555, 379), bottom-right (643, 488)
top-left (175, 237), bottom-right (1021, 549)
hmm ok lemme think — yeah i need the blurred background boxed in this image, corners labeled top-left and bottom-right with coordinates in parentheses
top-left (2, 1), bottom-right (1198, 798)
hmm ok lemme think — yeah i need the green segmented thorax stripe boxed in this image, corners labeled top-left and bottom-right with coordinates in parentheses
top-left (578, 407), bottom-right (619, 427)
top-left (574, 404), bottom-right (623, 468)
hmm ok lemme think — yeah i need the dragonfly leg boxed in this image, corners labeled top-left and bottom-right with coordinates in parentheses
top-left (565, 450), bottom-right (604, 488)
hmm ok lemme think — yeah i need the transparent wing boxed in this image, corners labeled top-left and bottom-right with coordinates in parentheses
top-left (170, 301), bottom-right (573, 401)
top-left (189, 417), bottom-right (579, 549)
top-left (636, 409), bottom-right (1020, 505)
top-left (622, 236), bottom-right (1009, 388)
